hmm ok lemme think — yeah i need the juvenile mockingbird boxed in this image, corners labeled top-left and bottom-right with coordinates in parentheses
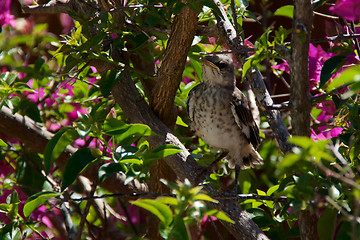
top-left (187, 54), bottom-right (263, 189)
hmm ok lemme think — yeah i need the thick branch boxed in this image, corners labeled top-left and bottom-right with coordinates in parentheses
top-left (22, 0), bottom-right (96, 16)
top-left (0, 106), bottom-right (146, 194)
top-left (290, 0), bottom-right (313, 137)
top-left (149, 5), bottom-right (199, 128)
top-left (290, 1), bottom-right (318, 240)
top-left (211, 0), bottom-right (292, 153)
top-left (111, 69), bottom-right (268, 240)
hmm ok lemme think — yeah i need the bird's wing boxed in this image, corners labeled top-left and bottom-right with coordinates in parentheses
top-left (186, 84), bottom-right (202, 123)
top-left (231, 88), bottom-right (261, 148)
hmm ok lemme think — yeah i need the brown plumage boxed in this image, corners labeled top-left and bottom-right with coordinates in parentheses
top-left (187, 54), bottom-right (263, 186)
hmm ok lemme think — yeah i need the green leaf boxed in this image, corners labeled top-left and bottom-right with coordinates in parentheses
top-left (104, 118), bottom-right (154, 145)
top-left (242, 57), bottom-right (261, 79)
top-left (130, 199), bottom-right (173, 226)
top-left (200, 0), bottom-right (224, 19)
top-left (98, 162), bottom-right (127, 184)
top-left (119, 155), bottom-right (143, 165)
top-left (16, 154), bottom-right (45, 196)
top-left (204, 209), bottom-right (235, 223)
top-left (176, 116), bottom-right (188, 127)
top-left (193, 194), bottom-right (218, 203)
top-left (6, 191), bottom-right (20, 220)
top-left (288, 136), bottom-right (313, 149)
top-left (170, 216), bottom-right (189, 240)
top-left (278, 153), bottom-right (301, 170)
top-left (23, 191), bottom-right (60, 218)
top-left (143, 144), bottom-right (183, 164)
top-left (20, 100), bottom-right (42, 123)
top-left (98, 69), bottom-right (123, 97)
top-left (61, 148), bottom-right (99, 191)
top-left (0, 138), bottom-right (7, 147)
top-left (267, 185), bottom-right (279, 196)
top-left (317, 208), bottom-right (337, 240)
top-left (0, 203), bottom-right (9, 213)
top-left (44, 128), bottom-right (79, 174)
top-left (327, 65), bottom-right (360, 93)
top-left (320, 54), bottom-right (347, 88)
top-left (273, 5), bottom-right (294, 19)
top-left (156, 197), bottom-right (178, 206)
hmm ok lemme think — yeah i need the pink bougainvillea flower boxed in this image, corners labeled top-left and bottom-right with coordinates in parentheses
top-left (208, 37), bottom-right (216, 45)
top-left (182, 76), bottom-right (193, 84)
top-left (59, 13), bottom-right (74, 34)
top-left (330, 0), bottom-right (360, 21)
top-left (244, 35), bottom-right (254, 49)
top-left (0, 0), bottom-right (16, 27)
top-left (30, 205), bottom-right (53, 228)
top-left (200, 215), bottom-right (217, 226)
top-left (66, 103), bottom-right (87, 121)
top-left (272, 44), bottom-right (345, 140)
top-left (311, 127), bottom-right (343, 141)
top-left (24, 88), bottom-right (46, 103)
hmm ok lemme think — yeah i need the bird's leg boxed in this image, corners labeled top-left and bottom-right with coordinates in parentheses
top-left (209, 151), bottom-right (228, 170)
top-left (233, 164), bottom-right (241, 194)
top-left (194, 151), bottom-right (228, 185)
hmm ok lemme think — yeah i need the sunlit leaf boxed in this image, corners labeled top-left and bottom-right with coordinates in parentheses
top-left (23, 191), bottom-right (60, 218)
top-left (327, 65), bottom-right (360, 93)
top-left (130, 199), bottom-right (173, 226)
top-left (0, 139), bottom-right (7, 147)
top-left (204, 209), bottom-right (234, 223)
top-left (193, 194), bottom-right (218, 203)
top-left (273, 5), bottom-right (294, 18)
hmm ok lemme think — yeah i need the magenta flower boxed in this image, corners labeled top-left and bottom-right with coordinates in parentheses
top-left (330, 0), bottom-right (360, 21)
top-left (0, 0), bottom-right (16, 27)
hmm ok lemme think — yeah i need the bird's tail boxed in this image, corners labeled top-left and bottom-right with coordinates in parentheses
top-left (242, 147), bottom-right (263, 169)
top-left (227, 146), bottom-right (263, 169)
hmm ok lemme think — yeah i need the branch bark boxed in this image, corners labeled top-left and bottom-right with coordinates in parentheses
top-left (290, 1), bottom-right (318, 239)
top-left (211, 0), bottom-right (292, 153)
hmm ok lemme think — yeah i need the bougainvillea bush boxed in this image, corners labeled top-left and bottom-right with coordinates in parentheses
top-left (0, 0), bottom-right (360, 239)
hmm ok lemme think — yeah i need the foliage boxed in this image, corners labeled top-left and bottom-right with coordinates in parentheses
top-left (0, 0), bottom-right (360, 239)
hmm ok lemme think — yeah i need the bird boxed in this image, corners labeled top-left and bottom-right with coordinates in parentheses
top-left (187, 54), bottom-right (263, 190)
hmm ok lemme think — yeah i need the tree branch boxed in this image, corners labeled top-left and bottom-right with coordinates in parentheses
top-left (290, 1), bottom-right (319, 239)
top-left (0, 106), bottom-right (147, 194)
top-left (149, 4), bottom-right (199, 128)
top-left (211, 0), bottom-right (292, 153)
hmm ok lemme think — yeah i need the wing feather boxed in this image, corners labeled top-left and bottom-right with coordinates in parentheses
top-left (231, 88), bottom-right (261, 149)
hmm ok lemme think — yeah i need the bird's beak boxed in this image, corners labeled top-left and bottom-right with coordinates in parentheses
top-left (200, 58), bottom-right (220, 72)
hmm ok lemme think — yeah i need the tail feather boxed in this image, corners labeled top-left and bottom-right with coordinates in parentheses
top-left (242, 149), bottom-right (263, 168)
top-left (226, 148), bottom-right (263, 169)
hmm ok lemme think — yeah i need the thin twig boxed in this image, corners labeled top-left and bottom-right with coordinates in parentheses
top-left (75, 181), bottom-right (97, 240)
top-left (315, 161), bottom-right (360, 191)
top-left (325, 196), bottom-right (360, 224)
top-left (310, 33), bottom-right (360, 44)
top-left (313, 11), bottom-right (339, 19)
top-left (210, 216), bottom-right (224, 240)
top-left (58, 192), bottom-right (288, 202)
top-left (119, 199), bottom-right (139, 235)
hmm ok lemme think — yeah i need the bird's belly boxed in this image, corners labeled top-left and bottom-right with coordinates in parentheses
top-left (193, 108), bottom-right (242, 151)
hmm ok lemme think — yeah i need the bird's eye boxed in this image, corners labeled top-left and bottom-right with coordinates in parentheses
top-left (217, 62), bottom-right (227, 69)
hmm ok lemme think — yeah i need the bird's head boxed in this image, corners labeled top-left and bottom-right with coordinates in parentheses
top-left (201, 54), bottom-right (235, 88)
